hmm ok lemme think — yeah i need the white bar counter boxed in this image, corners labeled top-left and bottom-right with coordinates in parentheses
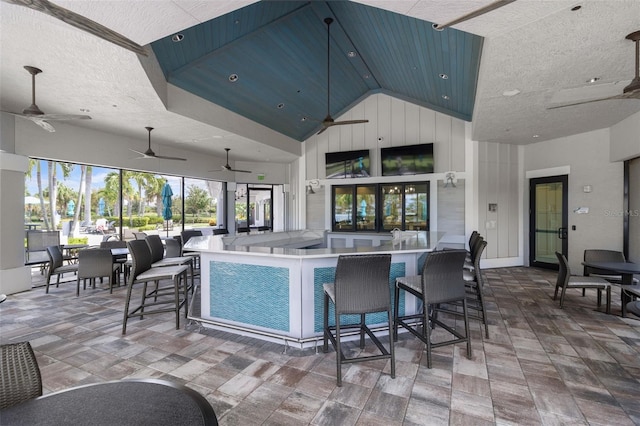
top-left (184, 230), bottom-right (445, 348)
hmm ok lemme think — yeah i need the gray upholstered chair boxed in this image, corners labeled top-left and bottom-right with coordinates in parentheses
top-left (100, 240), bottom-right (130, 283)
top-left (0, 341), bottom-right (42, 409)
top-left (436, 239), bottom-right (489, 338)
top-left (76, 248), bottom-right (121, 296)
top-left (583, 249), bottom-right (639, 284)
top-left (145, 235), bottom-right (195, 289)
top-left (45, 245), bottom-right (79, 293)
top-left (164, 238), bottom-right (182, 258)
top-left (122, 240), bottom-right (190, 334)
top-left (322, 254), bottom-right (395, 386)
top-left (394, 249), bottom-right (471, 368)
top-left (180, 230), bottom-right (203, 269)
top-left (554, 252), bottom-right (611, 313)
top-left (133, 232), bottom-right (148, 240)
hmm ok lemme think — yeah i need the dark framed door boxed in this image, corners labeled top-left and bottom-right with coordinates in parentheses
top-left (529, 175), bottom-right (568, 269)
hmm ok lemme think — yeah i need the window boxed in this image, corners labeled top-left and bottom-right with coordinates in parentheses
top-left (25, 158), bottom-right (226, 241)
top-left (332, 182), bottom-right (427, 232)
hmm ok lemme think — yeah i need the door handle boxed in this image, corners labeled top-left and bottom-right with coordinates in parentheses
top-left (557, 227), bottom-right (568, 239)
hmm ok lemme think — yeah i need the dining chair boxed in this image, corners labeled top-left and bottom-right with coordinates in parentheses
top-left (122, 240), bottom-right (190, 334)
top-left (394, 249), bottom-right (471, 368)
top-left (145, 235), bottom-right (195, 290)
top-left (554, 252), bottom-right (611, 313)
top-left (133, 232), bottom-right (148, 240)
top-left (76, 248), bottom-right (121, 296)
top-left (322, 254), bottom-right (395, 386)
top-left (0, 341), bottom-right (42, 410)
top-left (45, 245), bottom-right (79, 293)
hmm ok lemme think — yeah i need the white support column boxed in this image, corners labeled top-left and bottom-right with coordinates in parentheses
top-left (1, 114), bottom-right (32, 294)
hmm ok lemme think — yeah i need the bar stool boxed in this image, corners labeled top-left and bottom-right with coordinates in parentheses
top-left (394, 249), bottom-right (471, 368)
top-left (122, 240), bottom-right (190, 334)
top-left (322, 254), bottom-right (395, 386)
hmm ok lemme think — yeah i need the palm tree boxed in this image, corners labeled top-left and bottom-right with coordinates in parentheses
top-left (47, 161), bottom-right (73, 230)
top-left (27, 159), bottom-right (50, 229)
top-left (144, 176), bottom-right (165, 217)
top-left (83, 166), bottom-right (92, 225)
top-left (70, 165), bottom-right (86, 236)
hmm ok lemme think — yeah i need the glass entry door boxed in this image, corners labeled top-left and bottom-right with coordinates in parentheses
top-left (529, 175), bottom-right (568, 269)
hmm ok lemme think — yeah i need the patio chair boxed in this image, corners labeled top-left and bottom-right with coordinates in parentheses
top-left (435, 239), bottom-right (489, 338)
top-left (122, 240), bottom-right (190, 334)
top-left (145, 235), bottom-right (195, 289)
top-left (76, 248), bottom-right (121, 296)
top-left (0, 341), bottom-right (42, 409)
top-left (322, 254), bottom-right (395, 386)
top-left (180, 230), bottom-right (203, 269)
top-left (45, 245), bottom-right (79, 293)
top-left (394, 249), bottom-right (471, 368)
top-left (100, 240), bottom-right (130, 283)
top-left (555, 252), bottom-right (611, 313)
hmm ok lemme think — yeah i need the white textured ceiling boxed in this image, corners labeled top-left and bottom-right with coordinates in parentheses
top-left (1, 0), bottom-right (639, 164)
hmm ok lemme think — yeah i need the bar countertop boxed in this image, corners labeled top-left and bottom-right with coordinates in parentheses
top-left (183, 230), bottom-right (446, 259)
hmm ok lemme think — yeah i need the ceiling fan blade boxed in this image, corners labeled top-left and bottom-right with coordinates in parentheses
top-left (129, 148), bottom-right (152, 158)
top-left (546, 94), bottom-right (628, 110)
top-left (28, 117), bottom-right (56, 132)
top-left (154, 154), bottom-right (187, 161)
top-left (37, 113), bottom-right (92, 121)
top-left (230, 168), bottom-right (252, 173)
top-left (316, 126), bottom-right (329, 135)
top-left (332, 119), bottom-right (370, 126)
top-left (434, 0), bottom-right (517, 30)
top-left (3, 0), bottom-right (147, 56)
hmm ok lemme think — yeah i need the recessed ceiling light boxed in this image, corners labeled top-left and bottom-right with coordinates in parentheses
top-left (347, 51), bottom-right (356, 58)
top-left (301, 117), bottom-right (307, 122)
top-left (439, 73), bottom-right (448, 79)
top-left (363, 74), bottom-right (370, 79)
top-left (441, 95), bottom-right (450, 100)
top-left (532, 134), bottom-right (540, 138)
top-left (277, 103), bottom-right (285, 109)
top-left (432, 23), bottom-right (444, 32)
top-left (80, 108), bottom-right (90, 113)
top-left (586, 77), bottom-right (600, 83)
top-left (502, 89), bottom-right (521, 97)
top-left (172, 33), bottom-right (184, 42)
top-left (228, 74), bottom-right (239, 82)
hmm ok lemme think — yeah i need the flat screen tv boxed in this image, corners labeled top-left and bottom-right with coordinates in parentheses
top-left (381, 143), bottom-right (434, 176)
top-left (325, 149), bottom-right (370, 179)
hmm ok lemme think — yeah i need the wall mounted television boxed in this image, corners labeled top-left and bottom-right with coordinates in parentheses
top-left (325, 149), bottom-right (370, 179)
top-left (381, 143), bottom-right (434, 176)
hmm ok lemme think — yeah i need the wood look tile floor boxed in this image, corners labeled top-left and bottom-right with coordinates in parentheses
top-left (1, 267), bottom-right (639, 425)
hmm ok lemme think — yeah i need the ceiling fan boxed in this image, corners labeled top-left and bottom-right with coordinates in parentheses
top-left (3, 0), bottom-right (147, 56)
top-left (548, 30), bottom-right (640, 109)
top-left (221, 148), bottom-right (251, 173)
top-left (316, 17), bottom-right (369, 135)
top-left (5, 66), bottom-right (91, 132)
top-left (433, 0), bottom-right (517, 30)
top-left (131, 127), bottom-right (186, 161)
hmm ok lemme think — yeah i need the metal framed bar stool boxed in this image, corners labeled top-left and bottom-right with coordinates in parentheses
top-left (322, 254), bottom-right (395, 386)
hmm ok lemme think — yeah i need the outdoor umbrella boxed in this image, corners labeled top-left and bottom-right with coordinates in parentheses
top-left (161, 183), bottom-right (173, 237)
top-left (67, 200), bottom-right (75, 217)
top-left (98, 198), bottom-right (105, 216)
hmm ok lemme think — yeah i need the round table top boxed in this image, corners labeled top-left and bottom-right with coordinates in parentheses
top-left (0, 379), bottom-right (217, 425)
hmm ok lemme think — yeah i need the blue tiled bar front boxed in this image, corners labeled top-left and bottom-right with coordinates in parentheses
top-left (184, 230), bottom-right (444, 348)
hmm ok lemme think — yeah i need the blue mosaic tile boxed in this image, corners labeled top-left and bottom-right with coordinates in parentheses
top-left (313, 262), bottom-right (406, 333)
top-left (209, 261), bottom-right (289, 331)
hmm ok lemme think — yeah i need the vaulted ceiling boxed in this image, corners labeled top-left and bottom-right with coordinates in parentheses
top-left (150, 1), bottom-right (482, 141)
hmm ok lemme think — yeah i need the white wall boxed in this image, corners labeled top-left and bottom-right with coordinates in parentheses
top-left (524, 128), bottom-right (624, 272)
top-left (610, 111), bottom-right (640, 162)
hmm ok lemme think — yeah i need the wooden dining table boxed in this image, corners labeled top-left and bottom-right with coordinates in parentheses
top-left (0, 378), bottom-right (218, 425)
top-left (582, 261), bottom-right (640, 317)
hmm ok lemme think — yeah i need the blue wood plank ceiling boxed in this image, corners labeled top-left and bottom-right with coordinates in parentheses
top-left (151, 1), bottom-right (483, 142)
